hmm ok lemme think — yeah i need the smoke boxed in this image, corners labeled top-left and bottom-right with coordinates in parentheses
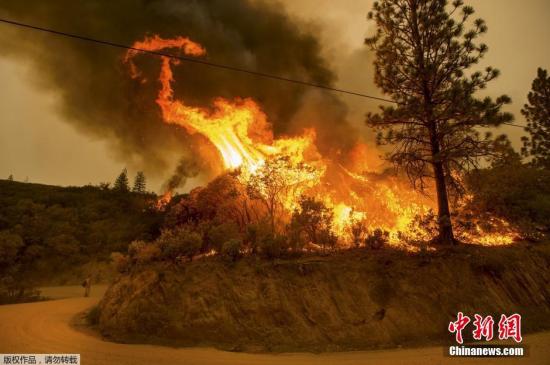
top-left (164, 158), bottom-right (201, 192)
top-left (0, 0), bottom-right (358, 187)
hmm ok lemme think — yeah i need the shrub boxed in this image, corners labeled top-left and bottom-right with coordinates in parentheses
top-left (157, 226), bottom-right (203, 262)
top-left (135, 243), bottom-right (161, 265)
top-left (0, 231), bottom-right (23, 266)
top-left (127, 240), bottom-right (161, 265)
top-left (259, 234), bottom-right (287, 259)
top-left (221, 239), bottom-right (242, 263)
top-left (290, 196), bottom-right (335, 250)
top-left (245, 221), bottom-right (271, 254)
top-left (365, 229), bottom-right (389, 250)
top-left (317, 230), bottom-right (338, 251)
top-left (466, 163), bottom-right (550, 232)
top-left (110, 252), bottom-right (130, 273)
top-left (86, 305), bottom-right (101, 326)
top-left (207, 222), bottom-right (241, 253)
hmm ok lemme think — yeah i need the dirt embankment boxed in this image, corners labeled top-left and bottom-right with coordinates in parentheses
top-left (97, 243), bottom-right (550, 352)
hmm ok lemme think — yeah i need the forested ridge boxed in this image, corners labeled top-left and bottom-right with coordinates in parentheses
top-left (0, 179), bottom-right (163, 301)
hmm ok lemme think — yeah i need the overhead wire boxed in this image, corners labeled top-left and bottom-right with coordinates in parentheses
top-left (0, 17), bottom-right (526, 129)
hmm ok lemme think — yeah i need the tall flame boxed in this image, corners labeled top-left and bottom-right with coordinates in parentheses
top-left (125, 35), bottom-right (517, 248)
top-left (125, 35), bottom-right (295, 171)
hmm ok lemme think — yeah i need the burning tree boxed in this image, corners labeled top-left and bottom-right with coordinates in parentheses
top-left (365, 0), bottom-right (513, 244)
top-left (289, 196), bottom-right (337, 250)
top-left (245, 156), bottom-right (318, 233)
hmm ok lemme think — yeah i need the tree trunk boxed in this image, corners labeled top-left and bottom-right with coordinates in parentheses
top-left (269, 198), bottom-right (275, 234)
top-left (432, 160), bottom-right (455, 244)
top-left (409, 1), bottom-right (455, 245)
top-left (429, 131), bottom-right (456, 245)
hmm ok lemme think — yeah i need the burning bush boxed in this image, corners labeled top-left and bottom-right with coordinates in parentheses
top-left (289, 196), bottom-right (336, 250)
top-left (131, 34), bottom-right (528, 255)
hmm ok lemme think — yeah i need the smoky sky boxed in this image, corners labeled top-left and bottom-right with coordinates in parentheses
top-left (0, 0), bottom-right (356, 180)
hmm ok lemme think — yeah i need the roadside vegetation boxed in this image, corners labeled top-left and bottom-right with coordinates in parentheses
top-left (0, 169), bottom-right (163, 304)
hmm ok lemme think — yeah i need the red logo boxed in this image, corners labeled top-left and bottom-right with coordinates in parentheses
top-left (448, 312), bottom-right (471, 344)
top-left (498, 314), bottom-right (522, 343)
top-left (472, 314), bottom-right (494, 341)
top-left (448, 313), bottom-right (522, 344)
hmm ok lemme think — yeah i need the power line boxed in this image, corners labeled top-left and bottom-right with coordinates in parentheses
top-left (0, 17), bottom-right (394, 104)
top-left (0, 17), bottom-right (526, 130)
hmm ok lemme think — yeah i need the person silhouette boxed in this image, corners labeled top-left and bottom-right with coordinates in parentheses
top-left (82, 276), bottom-right (92, 297)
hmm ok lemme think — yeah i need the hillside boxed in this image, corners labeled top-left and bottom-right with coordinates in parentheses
top-left (97, 242), bottom-right (550, 352)
top-left (0, 180), bottom-right (163, 299)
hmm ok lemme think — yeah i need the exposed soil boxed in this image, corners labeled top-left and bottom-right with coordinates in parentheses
top-left (1, 284), bottom-right (549, 364)
top-left (97, 242), bottom-right (550, 352)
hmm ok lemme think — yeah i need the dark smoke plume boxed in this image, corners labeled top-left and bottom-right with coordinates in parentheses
top-left (164, 158), bottom-right (201, 192)
top-left (0, 0), bottom-right (357, 187)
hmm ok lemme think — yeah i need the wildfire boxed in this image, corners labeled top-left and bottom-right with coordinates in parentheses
top-left (155, 190), bottom-right (172, 210)
top-left (125, 35), bottom-right (517, 248)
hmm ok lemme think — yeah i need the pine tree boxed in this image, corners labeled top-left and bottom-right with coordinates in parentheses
top-left (7, 174), bottom-right (13, 181)
top-left (365, 0), bottom-right (513, 244)
top-left (521, 68), bottom-right (550, 169)
top-left (132, 171), bottom-right (147, 193)
top-left (113, 168), bottom-right (130, 192)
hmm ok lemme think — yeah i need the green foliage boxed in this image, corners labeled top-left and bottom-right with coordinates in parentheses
top-left (521, 68), bottom-right (550, 169)
top-left (128, 240), bottom-right (161, 265)
top-left (132, 171), bottom-right (147, 193)
top-left (466, 162), bottom-right (550, 231)
top-left (207, 222), bottom-right (241, 253)
top-left (0, 230), bottom-right (23, 266)
top-left (245, 220), bottom-right (271, 254)
top-left (365, 0), bottom-right (512, 244)
top-left (259, 234), bottom-right (287, 260)
top-left (157, 226), bottom-right (203, 262)
top-left (113, 168), bottom-right (130, 192)
top-left (290, 196), bottom-right (336, 250)
top-left (45, 234), bottom-right (80, 257)
top-left (221, 239), bottom-right (243, 263)
top-left (0, 180), bottom-right (162, 294)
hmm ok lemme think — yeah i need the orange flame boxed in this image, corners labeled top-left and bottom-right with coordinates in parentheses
top-left (126, 35), bottom-right (517, 248)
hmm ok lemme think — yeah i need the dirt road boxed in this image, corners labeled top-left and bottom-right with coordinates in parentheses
top-left (0, 286), bottom-right (548, 365)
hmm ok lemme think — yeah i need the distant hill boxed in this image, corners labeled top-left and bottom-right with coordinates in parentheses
top-left (0, 179), bottom-right (163, 299)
